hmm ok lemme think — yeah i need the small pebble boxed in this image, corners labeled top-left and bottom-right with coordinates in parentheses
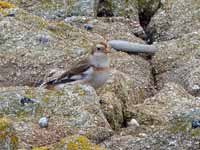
top-left (38, 36), bottom-right (49, 44)
top-left (138, 133), bottom-right (147, 137)
top-left (39, 117), bottom-right (48, 128)
top-left (6, 13), bottom-right (15, 17)
top-left (84, 24), bottom-right (93, 31)
top-left (64, 16), bottom-right (77, 23)
top-left (20, 97), bottom-right (35, 106)
top-left (128, 119), bottom-right (140, 127)
top-left (192, 120), bottom-right (200, 129)
top-left (192, 85), bottom-right (200, 91)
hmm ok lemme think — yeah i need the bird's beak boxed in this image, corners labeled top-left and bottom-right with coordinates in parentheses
top-left (104, 47), bottom-right (110, 53)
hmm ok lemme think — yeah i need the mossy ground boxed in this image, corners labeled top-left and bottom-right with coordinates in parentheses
top-left (0, 117), bottom-right (19, 148)
top-left (64, 136), bottom-right (105, 150)
top-left (0, 1), bottom-right (14, 9)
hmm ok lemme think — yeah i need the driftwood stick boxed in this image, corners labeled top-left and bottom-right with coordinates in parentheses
top-left (108, 40), bottom-right (157, 54)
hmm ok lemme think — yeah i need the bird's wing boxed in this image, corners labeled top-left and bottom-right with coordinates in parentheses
top-left (54, 58), bottom-right (91, 84)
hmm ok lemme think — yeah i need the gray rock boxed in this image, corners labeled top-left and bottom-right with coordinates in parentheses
top-left (38, 117), bottom-right (48, 128)
top-left (0, 8), bottom-right (103, 87)
top-left (146, 0), bottom-right (200, 42)
top-left (69, 0), bottom-right (96, 16)
top-left (108, 40), bottom-right (157, 54)
top-left (0, 85), bottom-right (112, 148)
top-left (153, 31), bottom-right (200, 96)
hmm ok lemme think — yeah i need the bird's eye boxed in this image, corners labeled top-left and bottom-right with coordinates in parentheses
top-left (97, 47), bottom-right (101, 51)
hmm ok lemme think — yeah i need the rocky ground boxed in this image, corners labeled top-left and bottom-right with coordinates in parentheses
top-left (0, 0), bottom-right (200, 150)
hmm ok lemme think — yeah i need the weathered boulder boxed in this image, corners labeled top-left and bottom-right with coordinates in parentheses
top-left (101, 130), bottom-right (200, 150)
top-left (131, 83), bottom-right (199, 126)
top-left (146, 0), bottom-right (200, 42)
top-left (0, 85), bottom-right (112, 149)
top-left (91, 17), bottom-right (145, 42)
top-left (0, 8), bottom-right (103, 87)
top-left (5, 0), bottom-right (67, 19)
top-left (0, 117), bottom-right (18, 150)
top-left (52, 135), bottom-right (106, 150)
top-left (153, 31), bottom-right (200, 96)
top-left (100, 83), bottom-right (200, 150)
top-left (98, 52), bottom-right (154, 130)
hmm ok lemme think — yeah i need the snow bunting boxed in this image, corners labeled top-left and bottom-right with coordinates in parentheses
top-left (42, 42), bottom-right (111, 89)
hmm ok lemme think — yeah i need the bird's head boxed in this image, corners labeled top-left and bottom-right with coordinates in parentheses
top-left (91, 42), bottom-right (110, 55)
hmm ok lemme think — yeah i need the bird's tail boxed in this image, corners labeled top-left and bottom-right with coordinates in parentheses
top-left (40, 79), bottom-right (57, 90)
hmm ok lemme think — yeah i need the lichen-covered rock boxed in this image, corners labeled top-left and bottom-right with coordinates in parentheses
top-left (0, 8), bottom-right (103, 87)
top-left (153, 31), bottom-right (200, 96)
top-left (146, 0), bottom-right (200, 42)
top-left (100, 83), bottom-right (200, 149)
top-left (97, 0), bottom-right (138, 18)
top-left (0, 117), bottom-right (19, 150)
top-left (98, 52), bottom-right (154, 130)
top-left (53, 135), bottom-right (105, 150)
top-left (131, 83), bottom-right (198, 126)
top-left (69, 0), bottom-right (96, 16)
top-left (0, 85), bottom-right (112, 148)
top-left (91, 17), bottom-right (145, 42)
top-left (101, 130), bottom-right (200, 150)
top-left (0, 1), bottom-right (15, 9)
top-left (5, 0), bottom-right (66, 19)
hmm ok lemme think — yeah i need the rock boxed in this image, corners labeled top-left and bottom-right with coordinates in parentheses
top-left (136, 0), bottom-right (161, 27)
top-left (0, 85), bottom-right (112, 148)
top-left (6, 0), bottom-right (67, 19)
top-left (68, 0), bottom-right (96, 16)
top-left (92, 18), bottom-right (144, 43)
top-left (98, 90), bottom-right (124, 130)
top-left (98, 52), bottom-right (154, 130)
top-left (108, 40), bottom-right (157, 54)
top-left (64, 16), bottom-right (77, 23)
top-left (146, 0), bottom-right (200, 42)
top-left (19, 96), bottom-right (35, 106)
top-left (84, 24), bottom-right (93, 31)
top-left (127, 119), bottom-right (140, 127)
top-left (192, 120), bottom-right (200, 129)
top-left (38, 117), bottom-right (48, 128)
top-left (107, 0), bottom-right (139, 20)
top-left (0, 117), bottom-right (19, 150)
top-left (131, 83), bottom-right (199, 126)
top-left (52, 135), bottom-right (105, 150)
top-left (0, 8), bottom-right (103, 87)
top-left (153, 31), bottom-right (200, 96)
top-left (100, 130), bottom-right (200, 150)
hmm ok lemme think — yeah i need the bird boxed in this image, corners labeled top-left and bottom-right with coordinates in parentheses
top-left (41, 42), bottom-right (111, 90)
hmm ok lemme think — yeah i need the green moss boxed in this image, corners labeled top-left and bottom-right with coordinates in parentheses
top-left (32, 147), bottom-right (49, 150)
top-left (54, 136), bottom-right (105, 150)
top-left (10, 134), bottom-right (19, 147)
top-left (0, 117), bottom-right (19, 147)
top-left (24, 89), bottom-right (35, 99)
top-left (48, 21), bottom-right (74, 38)
top-left (191, 128), bottom-right (200, 137)
top-left (15, 10), bottom-right (48, 30)
top-left (0, 1), bottom-right (15, 9)
top-left (75, 85), bottom-right (86, 96)
top-left (0, 117), bottom-right (11, 131)
top-left (168, 121), bottom-right (189, 133)
top-left (40, 0), bottom-right (62, 10)
top-left (66, 136), bottom-right (105, 150)
top-left (0, 96), bottom-right (4, 101)
top-left (67, 142), bottom-right (79, 150)
top-left (42, 90), bottom-right (65, 103)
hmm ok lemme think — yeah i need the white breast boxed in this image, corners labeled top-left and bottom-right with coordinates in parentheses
top-left (89, 53), bottom-right (110, 68)
top-left (90, 70), bottom-right (111, 89)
